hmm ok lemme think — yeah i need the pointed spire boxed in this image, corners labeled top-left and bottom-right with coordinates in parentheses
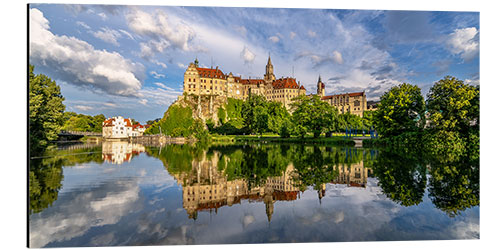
top-left (318, 75), bottom-right (322, 83)
top-left (267, 52), bottom-right (272, 65)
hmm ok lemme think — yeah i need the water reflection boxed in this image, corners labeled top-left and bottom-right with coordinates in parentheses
top-left (102, 141), bottom-right (145, 164)
top-left (29, 141), bottom-right (479, 246)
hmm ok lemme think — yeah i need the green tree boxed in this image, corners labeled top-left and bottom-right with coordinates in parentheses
top-left (362, 110), bottom-right (375, 131)
top-left (423, 76), bottom-right (479, 157)
top-left (279, 118), bottom-right (294, 138)
top-left (145, 104), bottom-right (194, 137)
top-left (29, 65), bottom-right (66, 151)
top-left (374, 83), bottom-right (425, 137)
top-left (267, 101), bottom-right (290, 134)
top-left (217, 107), bottom-right (226, 124)
top-left (426, 76), bottom-right (479, 133)
top-left (291, 95), bottom-right (338, 138)
top-left (92, 114), bottom-right (106, 132)
top-left (242, 95), bottom-right (269, 134)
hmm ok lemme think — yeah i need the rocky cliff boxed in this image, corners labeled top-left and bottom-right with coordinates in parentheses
top-left (173, 94), bottom-right (227, 125)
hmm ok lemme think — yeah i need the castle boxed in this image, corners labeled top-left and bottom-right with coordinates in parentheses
top-left (183, 56), bottom-right (306, 110)
top-left (182, 56), bottom-right (376, 116)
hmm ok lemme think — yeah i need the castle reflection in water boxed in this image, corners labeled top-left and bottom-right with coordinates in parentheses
top-left (168, 149), bottom-right (373, 220)
top-left (98, 141), bottom-right (372, 220)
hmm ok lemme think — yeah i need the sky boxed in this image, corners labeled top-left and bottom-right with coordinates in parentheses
top-left (28, 4), bottom-right (479, 123)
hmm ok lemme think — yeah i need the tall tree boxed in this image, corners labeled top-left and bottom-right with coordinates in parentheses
top-left (242, 95), bottom-right (269, 134)
top-left (426, 76), bottom-right (479, 134)
top-left (267, 101), bottom-right (290, 134)
top-left (29, 65), bottom-right (66, 151)
top-left (374, 83), bottom-right (425, 137)
top-left (291, 95), bottom-right (338, 138)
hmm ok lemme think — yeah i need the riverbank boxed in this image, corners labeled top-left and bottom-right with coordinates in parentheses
top-left (210, 134), bottom-right (356, 146)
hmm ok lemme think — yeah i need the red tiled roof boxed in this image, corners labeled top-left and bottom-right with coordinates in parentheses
top-left (196, 67), bottom-right (226, 79)
top-left (348, 92), bottom-right (364, 97)
top-left (132, 124), bottom-right (144, 129)
top-left (103, 118), bottom-right (115, 127)
top-left (321, 91), bottom-right (365, 100)
top-left (300, 85), bottom-right (305, 90)
top-left (272, 77), bottom-right (300, 89)
top-left (124, 118), bottom-right (132, 127)
top-left (241, 78), bottom-right (265, 85)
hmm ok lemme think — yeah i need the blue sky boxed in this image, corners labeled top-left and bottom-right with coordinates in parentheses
top-left (29, 4), bottom-right (479, 123)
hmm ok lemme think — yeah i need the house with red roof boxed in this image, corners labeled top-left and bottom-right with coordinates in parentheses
top-left (102, 116), bottom-right (134, 139)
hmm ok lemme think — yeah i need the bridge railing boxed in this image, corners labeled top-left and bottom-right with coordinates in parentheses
top-left (59, 130), bottom-right (102, 136)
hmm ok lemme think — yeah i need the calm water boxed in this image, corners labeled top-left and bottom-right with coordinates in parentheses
top-left (28, 141), bottom-right (479, 247)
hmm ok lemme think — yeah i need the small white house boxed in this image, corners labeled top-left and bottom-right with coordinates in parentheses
top-left (102, 116), bottom-right (133, 139)
top-left (131, 123), bottom-right (146, 137)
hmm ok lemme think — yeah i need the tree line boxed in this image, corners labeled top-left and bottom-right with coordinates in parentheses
top-left (371, 76), bottom-right (479, 156)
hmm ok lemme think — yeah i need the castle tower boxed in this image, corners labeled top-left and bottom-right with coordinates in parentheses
top-left (264, 54), bottom-right (276, 82)
top-left (317, 75), bottom-right (325, 97)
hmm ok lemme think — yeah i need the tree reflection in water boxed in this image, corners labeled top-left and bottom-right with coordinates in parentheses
top-left (29, 141), bottom-right (479, 218)
top-left (29, 143), bottom-right (102, 214)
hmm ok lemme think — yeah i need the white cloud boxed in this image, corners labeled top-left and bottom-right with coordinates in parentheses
top-left (153, 82), bottom-right (175, 91)
top-left (446, 27), bottom-right (479, 62)
top-left (290, 31), bottom-right (297, 39)
top-left (332, 50), bottom-right (344, 64)
top-left (150, 71), bottom-right (165, 79)
top-left (240, 46), bottom-right (256, 64)
top-left (295, 50), bottom-right (344, 67)
top-left (464, 78), bottom-right (480, 86)
top-left (139, 40), bottom-right (169, 59)
top-left (126, 9), bottom-right (196, 52)
top-left (152, 59), bottom-right (167, 69)
top-left (269, 35), bottom-right (280, 43)
top-left (119, 29), bottom-right (135, 40)
top-left (308, 30), bottom-right (317, 37)
top-left (74, 105), bottom-right (93, 111)
top-left (29, 8), bottom-right (143, 97)
top-left (104, 102), bottom-right (117, 108)
top-left (140, 86), bottom-right (182, 106)
top-left (177, 63), bottom-right (187, 69)
top-left (139, 99), bottom-right (148, 105)
top-left (91, 27), bottom-right (122, 46)
top-left (235, 26), bottom-right (247, 36)
top-left (76, 21), bottom-right (90, 30)
top-left (98, 12), bottom-right (107, 20)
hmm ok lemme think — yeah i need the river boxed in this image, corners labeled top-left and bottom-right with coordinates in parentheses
top-left (28, 141), bottom-right (479, 247)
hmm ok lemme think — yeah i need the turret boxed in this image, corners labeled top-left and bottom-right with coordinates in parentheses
top-left (264, 54), bottom-right (276, 82)
top-left (317, 75), bottom-right (325, 97)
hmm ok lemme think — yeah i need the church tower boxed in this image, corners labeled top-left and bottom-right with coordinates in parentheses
top-left (264, 54), bottom-right (276, 82)
top-left (317, 75), bottom-right (325, 97)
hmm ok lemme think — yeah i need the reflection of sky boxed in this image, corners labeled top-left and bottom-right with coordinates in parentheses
top-left (29, 149), bottom-right (479, 247)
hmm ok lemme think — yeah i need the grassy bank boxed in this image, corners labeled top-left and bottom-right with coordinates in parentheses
top-left (210, 134), bottom-right (355, 146)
